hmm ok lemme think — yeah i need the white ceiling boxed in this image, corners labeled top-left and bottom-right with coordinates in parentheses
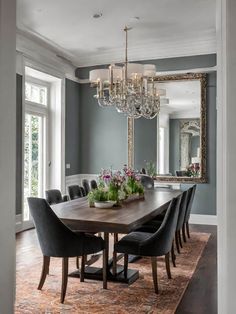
top-left (157, 80), bottom-right (201, 118)
top-left (17, 0), bottom-right (216, 67)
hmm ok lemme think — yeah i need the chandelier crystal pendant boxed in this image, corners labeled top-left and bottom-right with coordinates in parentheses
top-left (89, 27), bottom-right (161, 119)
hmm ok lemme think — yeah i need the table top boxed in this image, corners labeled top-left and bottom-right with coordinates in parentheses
top-left (52, 189), bottom-right (182, 233)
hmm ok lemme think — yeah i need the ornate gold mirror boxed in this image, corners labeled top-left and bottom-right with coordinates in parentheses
top-left (128, 73), bottom-right (207, 183)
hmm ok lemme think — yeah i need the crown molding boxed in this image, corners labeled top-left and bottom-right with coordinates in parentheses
top-left (16, 29), bottom-right (78, 78)
top-left (75, 32), bottom-right (217, 67)
top-left (16, 28), bottom-right (216, 69)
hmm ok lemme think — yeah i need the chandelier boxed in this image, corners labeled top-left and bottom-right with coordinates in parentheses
top-left (89, 27), bottom-right (162, 119)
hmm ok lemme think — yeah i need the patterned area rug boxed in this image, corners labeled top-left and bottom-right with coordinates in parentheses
top-left (15, 232), bottom-right (210, 314)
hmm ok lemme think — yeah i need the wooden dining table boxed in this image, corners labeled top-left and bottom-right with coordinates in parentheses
top-left (52, 188), bottom-right (182, 286)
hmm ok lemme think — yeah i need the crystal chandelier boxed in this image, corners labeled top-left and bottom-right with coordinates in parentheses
top-left (89, 27), bottom-right (161, 119)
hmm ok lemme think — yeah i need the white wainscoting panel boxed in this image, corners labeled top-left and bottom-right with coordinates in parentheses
top-left (65, 174), bottom-right (99, 191)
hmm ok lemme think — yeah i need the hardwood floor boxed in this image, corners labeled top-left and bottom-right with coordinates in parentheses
top-left (175, 224), bottom-right (217, 314)
top-left (16, 224), bottom-right (217, 313)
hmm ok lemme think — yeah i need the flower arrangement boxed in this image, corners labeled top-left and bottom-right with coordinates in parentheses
top-left (88, 165), bottom-right (144, 207)
top-left (186, 163), bottom-right (200, 177)
top-left (123, 165), bottom-right (144, 195)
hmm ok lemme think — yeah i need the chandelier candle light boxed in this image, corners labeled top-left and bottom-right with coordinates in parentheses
top-left (89, 26), bottom-right (162, 119)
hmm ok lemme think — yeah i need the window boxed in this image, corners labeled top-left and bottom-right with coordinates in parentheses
top-left (23, 78), bottom-right (49, 221)
top-left (25, 82), bottom-right (47, 106)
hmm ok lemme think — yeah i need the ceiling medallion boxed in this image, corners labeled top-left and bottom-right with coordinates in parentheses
top-left (89, 27), bottom-right (162, 119)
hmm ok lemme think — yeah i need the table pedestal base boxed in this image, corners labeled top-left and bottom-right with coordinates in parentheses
top-left (69, 265), bottom-right (139, 284)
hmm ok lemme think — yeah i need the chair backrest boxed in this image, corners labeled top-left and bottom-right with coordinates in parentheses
top-left (68, 185), bottom-right (83, 200)
top-left (90, 180), bottom-right (98, 190)
top-left (176, 190), bottom-right (188, 231)
top-left (140, 175), bottom-right (154, 190)
top-left (80, 186), bottom-right (86, 197)
top-left (176, 170), bottom-right (188, 177)
top-left (141, 197), bottom-right (179, 256)
top-left (82, 179), bottom-right (90, 195)
top-left (45, 189), bottom-right (63, 205)
top-left (27, 197), bottom-right (82, 257)
top-left (184, 184), bottom-right (197, 222)
top-left (140, 168), bottom-right (146, 174)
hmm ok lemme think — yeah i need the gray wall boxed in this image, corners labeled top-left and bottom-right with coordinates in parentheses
top-left (76, 54), bottom-right (216, 79)
top-left (79, 84), bottom-right (127, 173)
top-left (75, 54), bottom-right (217, 216)
top-left (65, 78), bottom-right (127, 174)
top-left (65, 79), bottom-right (80, 176)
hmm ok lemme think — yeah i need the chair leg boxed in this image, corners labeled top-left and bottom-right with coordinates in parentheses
top-left (38, 256), bottom-right (50, 290)
top-left (112, 233), bottom-right (118, 275)
top-left (175, 231), bottom-right (181, 254)
top-left (124, 253), bottom-right (128, 279)
top-left (182, 225), bottom-right (187, 243)
top-left (165, 252), bottom-right (172, 279)
top-left (80, 255), bottom-right (85, 282)
top-left (76, 256), bottom-right (80, 269)
top-left (171, 242), bottom-right (176, 267)
top-left (61, 257), bottom-right (68, 303)
top-left (186, 221), bottom-right (191, 238)
top-left (103, 232), bottom-right (109, 289)
top-left (103, 249), bottom-right (107, 289)
top-left (151, 257), bottom-right (159, 294)
top-left (178, 230), bottom-right (183, 248)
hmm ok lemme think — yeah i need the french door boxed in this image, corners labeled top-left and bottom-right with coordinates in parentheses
top-left (23, 113), bottom-right (46, 220)
top-left (23, 77), bottom-right (49, 223)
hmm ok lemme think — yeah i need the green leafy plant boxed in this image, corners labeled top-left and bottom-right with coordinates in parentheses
top-left (123, 165), bottom-right (144, 195)
top-left (145, 161), bottom-right (157, 177)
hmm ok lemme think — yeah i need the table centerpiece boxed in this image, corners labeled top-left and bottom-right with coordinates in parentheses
top-left (88, 165), bottom-right (144, 208)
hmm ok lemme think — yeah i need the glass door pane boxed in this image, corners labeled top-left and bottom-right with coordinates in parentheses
top-left (23, 114), bottom-right (43, 221)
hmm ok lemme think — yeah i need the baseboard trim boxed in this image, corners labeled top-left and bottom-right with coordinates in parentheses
top-left (15, 214), bottom-right (22, 233)
top-left (190, 214), bottom-right (217, 225)
top-left (15, 214), bottom-right (34, 233)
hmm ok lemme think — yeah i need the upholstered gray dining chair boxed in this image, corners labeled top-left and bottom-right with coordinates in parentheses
top-left (45, 189), bottom-right (69, 205)
top-left (82, 179), bottom-right (90, 195)
top-left (134, 193), bottom-right (183, 267)
top-left (143, 191), bottom-right (188, 255)
top-left (176, 170), bottom-right (188, 177)
top-left (79, 186), bottom-right (86, 196)
top-left (140, 175), bottom-right (154, 190)
top-left (28, 197), bottom-right (107, 303)
top-left (183, 185), bottom-right (197, 240)
top-left (114, 198), bottom-right (179, 294)
top-left (90, 179), bottom-right (98, 190)
top-left (175, 190), bottom-right (188, 251)
top-left (46, 187), bottom-right (81, 269)
top-left (68, 185), bottom-right (84, 200)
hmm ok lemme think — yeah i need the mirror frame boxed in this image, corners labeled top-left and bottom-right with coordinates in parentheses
top-left (128, 72), bottom-right (207, 183)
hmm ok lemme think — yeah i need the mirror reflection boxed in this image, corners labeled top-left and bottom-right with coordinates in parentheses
top-left (133, 73), bottom-right (206, 182)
